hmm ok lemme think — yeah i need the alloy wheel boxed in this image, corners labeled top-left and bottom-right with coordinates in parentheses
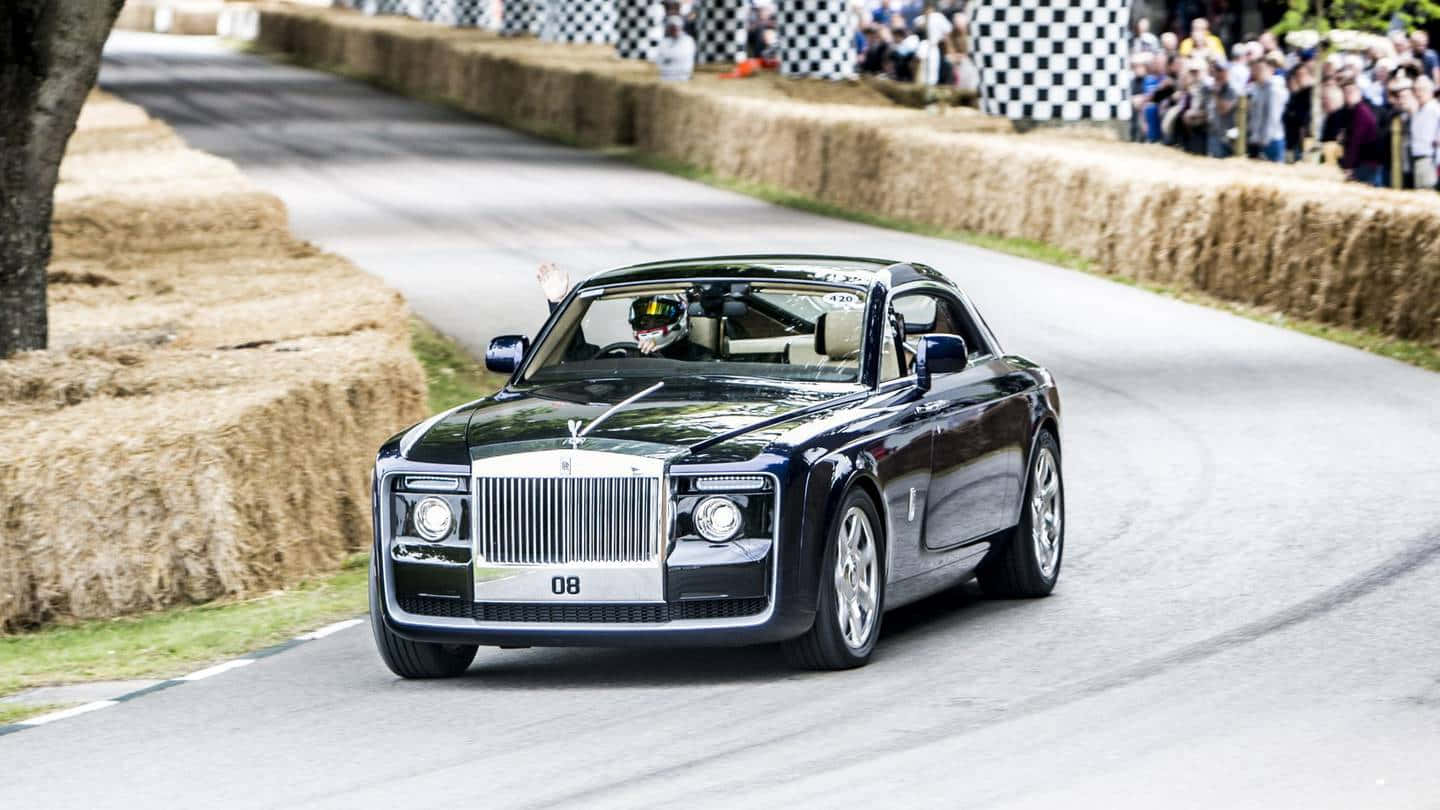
top-left (1030, 447), bottom-right (1063, 578)
top-left (834, 505), bottom-right (879, 649)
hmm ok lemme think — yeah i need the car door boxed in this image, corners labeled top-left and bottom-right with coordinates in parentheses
top-left (893, 291), bottom-right (1029, 550)
top-left (866, 308), bottom-right (942, 583)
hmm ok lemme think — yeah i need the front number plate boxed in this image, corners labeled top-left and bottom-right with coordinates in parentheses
top-left (474, 565), bottom-right (664, 602)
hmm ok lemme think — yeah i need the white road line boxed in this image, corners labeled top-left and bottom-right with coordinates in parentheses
top-left (178, 659), bottom-right (255, 681)
top-left (5, 618), bottom-right (368, 735)
top-left (295, 618), bottom-right (362, 641)
top-left (18, 701), bottom-right (119, 726)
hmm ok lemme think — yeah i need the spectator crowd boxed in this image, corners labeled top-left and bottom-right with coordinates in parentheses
top-left (722, 0), bottom-right (980, 89)
top-left (662, 0), bottom-right (1440, 192)
top-left (1130, 17), bottom-right (1440, 190)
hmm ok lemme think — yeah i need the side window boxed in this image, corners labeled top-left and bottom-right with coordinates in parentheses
top-left (878, 312), bottom-right (905, 382)
top-left (893, 296), bottom-right (937, 332)
top-left (892, 290), bottom-right (989, 360)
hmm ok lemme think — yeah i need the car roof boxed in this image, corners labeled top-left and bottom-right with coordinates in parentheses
top-left (581, 254), bottom-right (947, 289)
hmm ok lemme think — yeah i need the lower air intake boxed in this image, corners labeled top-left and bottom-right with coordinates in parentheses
top-left (398, 596), bottom-right (767, 623)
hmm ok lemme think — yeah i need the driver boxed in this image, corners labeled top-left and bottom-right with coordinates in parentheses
top-left (538, 263), bottom-right (712, 361)
top-left (627, 294), bottom-right (711, 360)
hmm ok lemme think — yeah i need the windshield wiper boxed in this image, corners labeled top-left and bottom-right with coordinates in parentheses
top-left (567, 381), bottom-right (665, 447)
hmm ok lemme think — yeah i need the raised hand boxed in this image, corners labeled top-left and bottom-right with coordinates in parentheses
top-left (536, 262), bottom-right (570, 303)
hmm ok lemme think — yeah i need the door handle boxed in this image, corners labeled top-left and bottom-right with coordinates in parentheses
top-left (915, 400), bottom-right (951, 415)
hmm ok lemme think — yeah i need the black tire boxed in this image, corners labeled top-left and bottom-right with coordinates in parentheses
top-left (369, 562), bottom-right (478, 679)
top-left (977, 430), bottom-right (1064, 598)
top-left (783, 489), bottom-right (886, 670)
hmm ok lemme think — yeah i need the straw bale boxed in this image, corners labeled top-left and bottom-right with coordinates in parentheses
top-left (165, 5), bottom-right (223, 36)
top-left (114, 0), bottom-right (157, 32)
top-left (115, 1), bottom-right (223, 35)
top-left (0, 336), bottom-right (419, 626)
top-left (0, 91), bottom-right (425, 630)
top-left (66, 93), bottom-right (189, 156)
top-left (253, 2), bottom-right (1440, 345)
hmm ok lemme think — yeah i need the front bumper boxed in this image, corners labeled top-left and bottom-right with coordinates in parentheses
top-left (377, 585), bottom-right (812, 648)
top-left (373, 455), bottom-right (815, 647)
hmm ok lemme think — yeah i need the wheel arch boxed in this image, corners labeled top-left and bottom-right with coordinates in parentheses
top-left (795, 449), bottom-right (892, 616)
top-left (1010, 390), bottom-right (1062, 526)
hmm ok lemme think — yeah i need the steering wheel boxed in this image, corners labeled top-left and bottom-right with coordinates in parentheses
top-left (593, 341), bottom-right (643, 359)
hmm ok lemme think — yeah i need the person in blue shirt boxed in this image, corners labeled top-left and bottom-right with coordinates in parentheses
top-left (1414, 30), bottom-right (1440, 81)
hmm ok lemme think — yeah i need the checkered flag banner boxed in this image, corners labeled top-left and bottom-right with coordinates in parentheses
top-left (696, 0), bottom-right (747, 64)
top-left (541, 0), bottom-right (618, 43)
top-left (971, 0), bottom-right (1132, 121)
top-left (615, 0), bottom-right (664, 59)
top-left (502, 0), bottom-right (545, 34)
top-left (778, 0), bottom-right (855, 79)
top-left (424, 0), bottom-right (494, 25)
top-left (359, 0), bottom-right (406, 13)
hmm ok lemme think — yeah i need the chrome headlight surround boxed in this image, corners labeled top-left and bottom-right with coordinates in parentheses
top-left (693, 496), bottom-right (743, 542)
top-left (412, 496), bottom-right (454, 542)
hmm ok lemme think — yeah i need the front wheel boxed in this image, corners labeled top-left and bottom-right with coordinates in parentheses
top-left (977, 430), bottom-right (1064, 598)
top-left (782, 490), bottom-right (885, 670)
top-left (369, 563), bottom-right (478, 678)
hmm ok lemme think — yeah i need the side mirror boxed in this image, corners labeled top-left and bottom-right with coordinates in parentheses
top-left (914, 334), bottom-right (967, 392)
top-left (485, 335), bottom-right (529, 374)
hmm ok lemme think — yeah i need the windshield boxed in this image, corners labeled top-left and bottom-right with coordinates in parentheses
top-left (522, 282), bottom-right (869, 384)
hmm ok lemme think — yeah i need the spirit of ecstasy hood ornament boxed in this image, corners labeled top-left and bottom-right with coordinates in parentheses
top-left (565, 381), bottom-right (665, 448)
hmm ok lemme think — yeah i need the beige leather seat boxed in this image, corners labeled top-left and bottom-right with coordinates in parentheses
top-left (783, 310), bottom-right (882, 376)
top-left (689, 316), bottom-right (720, 353)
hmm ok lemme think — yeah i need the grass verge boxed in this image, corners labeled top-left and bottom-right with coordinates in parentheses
top-left (0, 702), bottom-right (75, 726)
top-left (621, 151), bottom-right (1440, 375)
top-left (411, 317), bottom-right (507, 412)
top-left (0, 554), bottom-right (370, 698)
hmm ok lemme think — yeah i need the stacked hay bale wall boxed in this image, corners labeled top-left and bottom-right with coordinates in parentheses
top-left (114, 1), bottom-right (226, 35)
top-left (253, 3), bottom-right (1440, 345)
top-left (0, 93), bottom-right (427, 631)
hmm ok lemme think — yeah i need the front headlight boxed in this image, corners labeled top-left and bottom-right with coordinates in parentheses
top-left (413, 496), bottom-right (454, 541)
top-left (693, 496), bottom-right (743, 542)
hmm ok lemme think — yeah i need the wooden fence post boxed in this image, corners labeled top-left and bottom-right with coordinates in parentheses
top-left (1392, 115), bottom-right (1403, 189)
top-left (1235, 94), bottom-right (1247, 158)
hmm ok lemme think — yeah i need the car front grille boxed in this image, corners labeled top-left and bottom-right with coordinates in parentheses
top-left (473, 476), bottom-right (663, 565)
top-left (398, 596), bottom-right (768, 623)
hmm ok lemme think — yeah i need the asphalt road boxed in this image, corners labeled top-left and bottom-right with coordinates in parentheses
top-left (6, 31), bottom-right (1437, 809)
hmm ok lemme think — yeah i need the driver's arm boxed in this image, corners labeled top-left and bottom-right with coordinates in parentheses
top-left (539, 263), bottom-right (598, 360)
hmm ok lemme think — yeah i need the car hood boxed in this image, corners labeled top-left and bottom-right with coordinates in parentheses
top-left (399, 378), bottom-right (858, 465)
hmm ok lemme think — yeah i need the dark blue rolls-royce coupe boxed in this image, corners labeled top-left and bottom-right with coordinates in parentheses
top-left (370, 255), bottom-right (1063, 674)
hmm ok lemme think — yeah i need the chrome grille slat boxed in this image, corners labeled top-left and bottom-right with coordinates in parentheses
top-left (474, 475), bottom-right (661, 566)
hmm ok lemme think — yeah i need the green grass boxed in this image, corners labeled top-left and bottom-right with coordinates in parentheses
top-left (0, 702), bottom-right (75, 725)
top-left (411, 317), bottom-right (507, 412)
top-left (620, 150), bottom-right (1440, 375)
top-left (0, 554), bottom-right (370, 698)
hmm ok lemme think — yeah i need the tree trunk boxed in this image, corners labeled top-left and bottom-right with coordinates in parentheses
top-left (0, 0), bottom-right (124, 359)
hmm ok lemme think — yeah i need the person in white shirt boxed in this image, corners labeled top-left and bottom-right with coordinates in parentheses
top-left (918, 8), bottom-right (952, 86)
top-left (1227, 43), bottom-right (1250, 96)
top-left (1411, 75), bottom-right (1440, 190)
top-left (653, 16), bottom-right (695, 81)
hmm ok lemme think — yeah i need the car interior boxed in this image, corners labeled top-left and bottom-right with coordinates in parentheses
top-left (524, 281), bottom-right (988, 385)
